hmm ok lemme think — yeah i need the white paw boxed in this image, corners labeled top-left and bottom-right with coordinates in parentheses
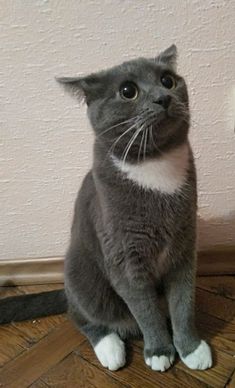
top-left (94, 333), bottom-right (126, 371)
top-left (145, 354), bottom-right (174, 372)
top-left (181, 340), bottom-right (212, 370)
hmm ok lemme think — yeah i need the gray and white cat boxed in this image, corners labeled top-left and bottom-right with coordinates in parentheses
top-left (58, 45), bottom-right (212, 372)
top-left (0, 45), bottom-right (212, 373)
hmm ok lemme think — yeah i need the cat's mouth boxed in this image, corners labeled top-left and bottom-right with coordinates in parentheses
top-left (149, 110), bottom-right (172, 129)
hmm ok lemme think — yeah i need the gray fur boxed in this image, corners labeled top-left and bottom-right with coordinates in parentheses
top-left (59, 45), bottom-right (202, 368)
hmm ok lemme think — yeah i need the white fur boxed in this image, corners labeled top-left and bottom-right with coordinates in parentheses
top-left (181, 340), bottom-right (212, 370)
top-left (145, 354), bottom-right (174, 372)
top-left (94, 333), bottom-right (126, 371)
top-left (112, 143), bottom-right (189, 194)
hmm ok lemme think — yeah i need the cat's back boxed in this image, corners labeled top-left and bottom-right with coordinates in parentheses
top-left (79, 170), bottom-right (95, 202)
top-left (71, 170), bottom-right (97, 231)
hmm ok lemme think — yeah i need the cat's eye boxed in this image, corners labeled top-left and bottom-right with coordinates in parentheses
top-left (119, 82), bottom-right (139, 101)
top-left (161, 74), bottom-right (176, 89)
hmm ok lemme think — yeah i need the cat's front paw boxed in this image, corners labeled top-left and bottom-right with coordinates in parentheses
top-left (144, 345), bottom-right (175, 372)
top-left (145, 354), bottom-right (174, 372)
top-left (181, 340), bottom-right (212, 370)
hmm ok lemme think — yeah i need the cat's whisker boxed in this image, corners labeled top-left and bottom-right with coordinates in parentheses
top-left (138, 127), bottom-right (145, 163)
top-left (107, 120), bottom-right (140, 156)
top-left (174, 101), bottom-right (191, 122)
top-left (107, 112), bottom-right (150, 158)
top-left (121, 126), bottom-right (141, 164)
top-left (121, 126), bottom-right (143, 167)
top-left (167, 102), bottom-right (191, 127)
top-left (149, 124), bottom-right (157, 148)
top-left (98, 109), bottom-right (150, 139)
top-left (97, 116), bottom-right (138, 138)
top-left (150, 125), bottom-right (155, 148)
top-left (122, 112), bottom-right (154, 164)
top-left (120, 130), bottom-right (137, 165)
top-left (149, 124), bottom-right (166, 157)
top-left (175, 107), bottom-right (189, 116)
top-left (121, 129), bottom-right (139, 167)
top-left (143, 127), bottom-right (148, 162)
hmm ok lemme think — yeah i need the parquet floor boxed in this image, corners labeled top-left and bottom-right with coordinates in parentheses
top-left (0, 277), bottom-right (234, 387)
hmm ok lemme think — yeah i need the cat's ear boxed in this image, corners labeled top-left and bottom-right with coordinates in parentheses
top-left (56, 74), bottom-right (100, 105)
top-left (156, 44), bottom-right (178, 71)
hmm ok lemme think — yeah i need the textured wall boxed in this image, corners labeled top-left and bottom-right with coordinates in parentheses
top-left (1, 0), bottom-right (235, 260)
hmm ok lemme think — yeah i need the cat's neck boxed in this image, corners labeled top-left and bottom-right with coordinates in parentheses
top-left (111, 142), bottom-right (190, 194)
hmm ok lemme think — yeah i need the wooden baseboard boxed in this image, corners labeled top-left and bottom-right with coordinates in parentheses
top-left (197, 249), bottom-right (235, 276)
top-left (0, 250), bottom-right (234, 286)
top-left (0, 257), bottom-right (64, 286)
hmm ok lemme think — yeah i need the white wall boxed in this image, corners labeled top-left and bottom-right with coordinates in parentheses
top-left (1, 0), bottom-right (235, 260)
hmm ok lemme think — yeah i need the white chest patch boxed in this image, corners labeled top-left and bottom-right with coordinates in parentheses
top-left (112, 143), bottom-right (189, 194)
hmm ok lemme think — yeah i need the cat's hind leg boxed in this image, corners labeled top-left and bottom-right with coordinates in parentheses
top-left (65, 250), bottom-right (128, 371)
top-left (91, 329), bottom-right (126, 371)
top-left (70, 307), bottom-right (126, 371)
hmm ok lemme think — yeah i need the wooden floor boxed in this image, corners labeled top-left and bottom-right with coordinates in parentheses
top-left (0, 277), bottom-right (234, 388)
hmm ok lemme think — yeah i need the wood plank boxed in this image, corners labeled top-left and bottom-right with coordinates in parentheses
top-left (197, 309), bottom-right (234, 342)
top-left (197, 311), bottom-right (235, 355)
top-left (30, 379), bottom-right (49, 388)
top-left (0, 315), bottom-right (66, 368)
top-left (0, 324), bottom-right (26, 367)
top-left (176, 348), bottom-right (235, 387)
top-left (196, 288), bottom-right (235, 323)
top-left (0, 284), bottom-right (66, 367)
top-left (39, 352), bottom-right (127, 388)
top-left (227, 369), bottom-right (235, 387)
top-left (197, 276), bottom-right (235, 300)
top-left (76, 340), bottom-right (209, 388)
top-left (12, 314), bottom-right (66, 348)
top-left (0, 320), bottom-right (85, 388)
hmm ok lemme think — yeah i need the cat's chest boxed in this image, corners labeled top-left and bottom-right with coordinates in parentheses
top-left (112, 143), bottom-right (189, 195)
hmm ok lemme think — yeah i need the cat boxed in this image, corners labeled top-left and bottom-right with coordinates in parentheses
top-left (0, 45), bottom-right (212, 372)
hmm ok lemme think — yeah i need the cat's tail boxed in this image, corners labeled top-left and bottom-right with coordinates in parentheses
top-left (0, 289), bottom-right (67, 324)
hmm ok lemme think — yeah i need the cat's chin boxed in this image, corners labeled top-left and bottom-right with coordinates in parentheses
top-left (150, 114), bottom-right (177, 135)
top-left (150, 127), bottom-right (176, 151)
top-left (152, 117), bottom-right (188, 142)
top-left (150, 110), bottom-right (166, 126)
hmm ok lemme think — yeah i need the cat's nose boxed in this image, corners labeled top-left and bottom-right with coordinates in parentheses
top-left (153, 95), bottom-right (171, 109)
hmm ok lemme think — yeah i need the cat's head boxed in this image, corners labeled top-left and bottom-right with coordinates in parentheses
top-left (57, 45), bottom-right (190, 162)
